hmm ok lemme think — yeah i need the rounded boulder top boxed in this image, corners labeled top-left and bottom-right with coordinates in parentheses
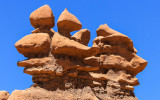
top-left (96, 24), bottom-right (117, 37)
top-left (57, 8), bottom-right (82, 33)
top-left (30, 5), bottom-right (55, 28)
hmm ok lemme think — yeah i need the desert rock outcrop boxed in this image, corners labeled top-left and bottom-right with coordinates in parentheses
top-left (1, 4), bottom-right (147, 100)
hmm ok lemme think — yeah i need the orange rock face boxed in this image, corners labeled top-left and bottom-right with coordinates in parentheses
top-left (7, 4), bottom-right (148, 100)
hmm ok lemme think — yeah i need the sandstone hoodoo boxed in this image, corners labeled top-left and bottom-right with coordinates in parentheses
top-left (30, 5), bottom-right (55, 29)
top-left (3, 4), bottom-right (147, 100)
top-left (57, 8), bottom-right (82, 38)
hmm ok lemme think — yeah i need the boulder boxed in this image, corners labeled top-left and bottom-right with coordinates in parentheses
top-left (0, 91), bottom-right (9, 100)
top-left (57, 8), bottom-right (82, 37)
top-left (96, 24), bottom-right (117, 37)
top-left (51, 33), bottom-right (99, 58)
top-left (30, 5), bottom-right (55, 28)
top-left (15, 33), bottom-right (50, 57)
top-left (71, 29), bottom-right (90, 45)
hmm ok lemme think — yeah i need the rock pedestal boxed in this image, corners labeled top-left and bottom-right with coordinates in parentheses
top-left (2, 5), bottom-right (147, 100)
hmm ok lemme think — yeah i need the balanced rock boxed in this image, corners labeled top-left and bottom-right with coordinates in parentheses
top-left (57, 8), bottom-right (82, 37)
top-left (71, 29), bottom-right (90, 46)
top-left (15, 33), bottom-right (50, 57)
top-left (30, 5), bottom-right (55, 28)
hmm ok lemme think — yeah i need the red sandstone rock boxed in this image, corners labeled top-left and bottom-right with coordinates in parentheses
top-left (31, 28), bottom-right (56, 37)
top-left (8, 87), bottom-right (100, 100)
top-left (57, 8), bottom-right (82, 37)
top-left (130, 54), bottom-right (148, 76)
top-left (96, 24), bottom-right (117, 36)
top-left (51, 33), bottom-right (99, 58)
top-left (30, 5), bottom-right (55, 28)
top-left (83, 56), bottom-right (100, 66)
top-left (17, 57), bottom-right (53, 67)
top-left (12, 5), bottom-right (147, 100)
top-left (93, 32), bottom-right (135, 52)
top-left (15, 33), bottom-right (50, 57)
top-left (72, 29), bottom-right (90, 45)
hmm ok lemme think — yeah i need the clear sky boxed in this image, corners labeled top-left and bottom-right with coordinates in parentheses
top-left (0, 0), bottom-right (159, 99)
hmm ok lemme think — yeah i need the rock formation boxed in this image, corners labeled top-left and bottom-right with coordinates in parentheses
top-left (0, 91), bottom-right (9, 100)
top-left (2, 5), bottom-right (147, 100)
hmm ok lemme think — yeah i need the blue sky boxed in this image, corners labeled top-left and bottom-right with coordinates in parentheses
top-left (0, 0), bottom-right (159, 99)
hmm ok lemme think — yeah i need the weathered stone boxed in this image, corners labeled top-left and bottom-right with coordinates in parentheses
top-left (8, 87), bottom-right (99, 100)
top-left (12, 5), bottom-right (147, 100)
top-left (18, 57), bottom-right (53, 67)
top-left (15, 33), bottom-right (50, 57)
top-left (130, 54), bottom-right (148, 76)
top-left (0, 91), bottom-right (9, 100)
top-left (93, 32), bottom-right (135, 52)
top-left (31, 28), bottom-right (56, 37)
top-left (96, 24), bottom-right (117, 37)
top-left (57, 8), bottom-right (82, 37)
top-left (51, 33), bottom-right (99, 58)
top-left (72, 29), bottom-right (90, 45)
top-left (30, 5), bottom-right (55, 28)
top-left (83, 56), bottom-right (100, 66)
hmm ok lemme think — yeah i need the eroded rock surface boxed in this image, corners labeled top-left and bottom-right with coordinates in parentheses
top-left (15, 33), bottom-right (50, 57)
top-left (8, 4), bottom-right (147, 100)
top-left (57, 8), bottom-right (82, 38)
top-left (71, 29), bottom-right (90, 46)
top-left (30, 5), bottom-right (55, 28)
top-left (0, 91), bottom-right (10, 100)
